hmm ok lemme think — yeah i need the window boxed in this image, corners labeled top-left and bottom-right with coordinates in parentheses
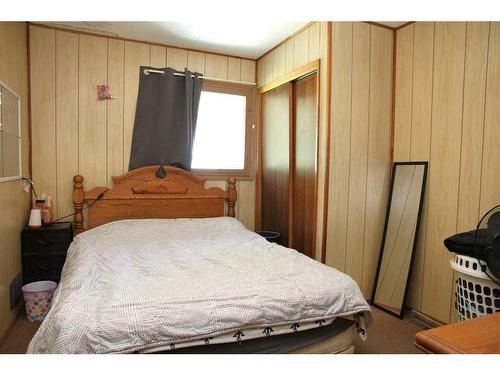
top-left (191, 80), bottom-right (255, 179)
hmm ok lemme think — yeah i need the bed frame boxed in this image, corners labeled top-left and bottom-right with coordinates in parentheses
top-left (72, 165), bottom-right (237, 234)
top-left (70, 165), bottom-right (356, 354)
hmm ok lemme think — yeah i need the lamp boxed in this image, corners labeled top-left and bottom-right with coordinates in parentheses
top-left (21, 177), bottom-right (53, 227)
top-left (20, 177), bottom-right (39, 199)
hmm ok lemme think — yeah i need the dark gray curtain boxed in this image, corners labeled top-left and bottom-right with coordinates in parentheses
top-left (128, 67), bottom-right (202, 171)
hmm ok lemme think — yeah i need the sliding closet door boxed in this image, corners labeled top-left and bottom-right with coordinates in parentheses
top-left (261, 84), bottom-right (291, 246)
top-left (291, 73), bottom-right (317, 258)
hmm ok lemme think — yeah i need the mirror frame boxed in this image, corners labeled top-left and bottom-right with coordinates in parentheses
top-left (370, 161), bottom-right (428, 319)
top-left (0, 80), bottom-right (22, 182)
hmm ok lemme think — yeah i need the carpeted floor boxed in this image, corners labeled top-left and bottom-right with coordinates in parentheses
top-left (0, 314), bottom-right (40, 354)
top-left (0, 307), bottom-right (423, 354)
top-left (354, 307), bottom-right (423, 354)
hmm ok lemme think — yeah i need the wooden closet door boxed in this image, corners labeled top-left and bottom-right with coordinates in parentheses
top-left (291, 73), bottom-right (317, 257)
top-left (261, 83), bottom-right (291, 246)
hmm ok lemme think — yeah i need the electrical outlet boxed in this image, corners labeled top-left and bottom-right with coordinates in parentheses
top-left (9, 271), bottom-right (23, 309)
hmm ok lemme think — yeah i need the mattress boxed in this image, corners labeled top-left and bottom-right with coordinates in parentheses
top-left (140, 317), bottom-right (337, 353)
top-left (159, 318), bottom-right (356, 354)
top-left (27, 217), bottom-right (371, 354)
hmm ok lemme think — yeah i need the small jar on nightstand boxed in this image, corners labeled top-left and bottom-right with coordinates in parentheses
top-left (21, 222), bottom-right (73, 285)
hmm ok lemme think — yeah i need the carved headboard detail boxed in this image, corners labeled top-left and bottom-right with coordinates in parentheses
top-left (131, 181), bottom-right (188, 194)
top-left (72, 165), bottom-right (237, 235)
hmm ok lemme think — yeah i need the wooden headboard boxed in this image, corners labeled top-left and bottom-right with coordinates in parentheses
top-left (72, 165), bottom-right (237, 235)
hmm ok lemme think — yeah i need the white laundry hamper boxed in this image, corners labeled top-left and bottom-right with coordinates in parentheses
top-left (450, 254), bottom-right (500, 321)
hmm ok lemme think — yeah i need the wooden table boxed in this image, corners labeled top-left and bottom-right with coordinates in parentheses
top-left (415, 313), bottom-right (500, 353)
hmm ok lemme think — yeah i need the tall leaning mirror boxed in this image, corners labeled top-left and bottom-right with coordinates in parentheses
top-left (371, 161), bottom-right (428, 318)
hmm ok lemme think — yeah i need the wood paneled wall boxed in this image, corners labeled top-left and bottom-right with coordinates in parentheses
top-left (257, 22), bottom-right (330, 261)
top-left (325, 22), bottom-right (393, 298)
top-left (257, 22), bottom-right (393, 298)
top-left (0, 22), bottom-right (30, 339)
top-left (395, 22), bottom-right (500, 323)
top-left (28, 21), bottom-right (500, 325)
top-left (29, 25), bottom-right (257, 230)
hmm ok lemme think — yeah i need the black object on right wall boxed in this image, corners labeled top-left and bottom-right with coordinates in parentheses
top-left (445, 205), bottom-right (500, 282)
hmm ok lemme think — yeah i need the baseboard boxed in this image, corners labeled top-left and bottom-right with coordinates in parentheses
top-left (410, 309), bottom-right (443, 328)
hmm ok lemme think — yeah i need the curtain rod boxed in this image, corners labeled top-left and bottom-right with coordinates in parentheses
top-left (143, 68), bottom-right (256, 86)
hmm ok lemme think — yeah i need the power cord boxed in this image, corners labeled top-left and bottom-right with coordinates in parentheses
top-left (51, 189), bottom-right (109, 224)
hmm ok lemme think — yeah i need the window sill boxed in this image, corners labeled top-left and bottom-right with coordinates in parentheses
top-left (193, 170), bottom-right (255, 181)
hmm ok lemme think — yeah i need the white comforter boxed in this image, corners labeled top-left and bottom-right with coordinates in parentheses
top-left (28, 217), bottom-right (370, 353)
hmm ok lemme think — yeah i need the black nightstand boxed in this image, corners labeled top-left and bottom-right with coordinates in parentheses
top-left (21, 222), bottom-right (73, 284)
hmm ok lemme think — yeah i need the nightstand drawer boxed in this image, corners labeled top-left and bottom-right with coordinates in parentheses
top-left (22, 230), bottom-right (71, 255)
top-left (22, 254), bottom-right (66, 283)
top-left (21, 222), bottom-right (73, 284)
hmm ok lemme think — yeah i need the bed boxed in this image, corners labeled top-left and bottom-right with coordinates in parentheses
top-left (27, 165), bottom-right (371, 354)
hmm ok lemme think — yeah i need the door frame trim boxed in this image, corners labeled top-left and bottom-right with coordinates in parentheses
top-left (257, 60), bottom-right (320, 94)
